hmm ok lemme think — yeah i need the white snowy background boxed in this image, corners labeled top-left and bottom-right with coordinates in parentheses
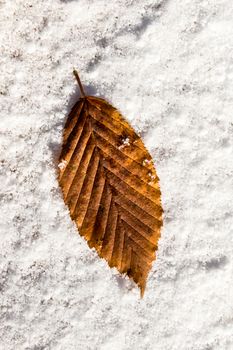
top-left (1, 0), bottom-right (233, 349)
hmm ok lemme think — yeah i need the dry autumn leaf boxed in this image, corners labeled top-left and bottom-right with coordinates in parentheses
top-left (58, 70), bottom-right (163, 296)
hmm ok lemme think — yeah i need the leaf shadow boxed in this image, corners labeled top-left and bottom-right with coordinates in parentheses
top-left (66, 83), bottom-right (98, 114)
top-left (114, 274), bottom-right (137, 294)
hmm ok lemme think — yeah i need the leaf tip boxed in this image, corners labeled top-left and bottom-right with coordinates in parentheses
top-left (140, 285), bottom-right (145, 298)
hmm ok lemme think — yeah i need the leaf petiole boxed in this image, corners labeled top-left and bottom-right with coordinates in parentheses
top-left (73, 69), bottom-right (86, 98)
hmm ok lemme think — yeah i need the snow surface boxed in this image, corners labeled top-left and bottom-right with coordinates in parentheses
top-left (1, 0), bottom-right (233, 349)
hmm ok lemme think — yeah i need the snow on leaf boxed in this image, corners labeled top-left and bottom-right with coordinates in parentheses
top-left (58, 159), bottom-right (67, 170)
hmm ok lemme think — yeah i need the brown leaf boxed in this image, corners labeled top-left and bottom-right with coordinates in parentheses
top-left (58, 70), bottom-right (163, 296)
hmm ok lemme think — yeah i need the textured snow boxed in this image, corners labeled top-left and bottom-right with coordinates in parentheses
top-left (1, 0), bottom-right (233, 349)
